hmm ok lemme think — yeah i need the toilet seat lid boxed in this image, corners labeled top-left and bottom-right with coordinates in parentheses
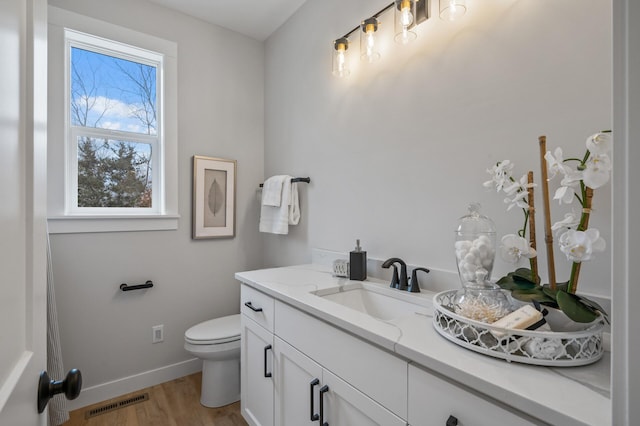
top-left (185, 314), bottom-right (240, 345)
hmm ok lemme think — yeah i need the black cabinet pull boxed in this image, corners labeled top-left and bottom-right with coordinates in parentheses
top-left (446, 415), bottom-right (459, 426)
top-left (244, 301), bottom-right (263, 312)
top-left (319, 384), bottom-right (329, 426)
top-left (120, 280), bottom-right (153, 291)
top-left (310, 378), bottom-right (320, 421)
top-left (263, 345), bottom-right (272, 378)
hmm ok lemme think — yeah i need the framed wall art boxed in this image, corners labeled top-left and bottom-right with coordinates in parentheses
top-left (192, 156), bottom-right (236, 239)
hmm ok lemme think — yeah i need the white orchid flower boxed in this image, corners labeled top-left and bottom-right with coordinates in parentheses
top-left (558, 228), bottom-right (606, 263)
top-left (553, 170), bottom-right (583, 204)
top-left (500, 234), bottom-right (537, 264)
top-left (583, 153), bottom-right (612, 189)
top-left (586, 132), bottom-right (612, 155)
top-left (545, 148), bottom-right (570, 180)
top-left (551, 210), bottom-right (581, 233)
top-left (484, 160), bottom-right (514, 192)
top-left (501, 174), bottom-right (536, 210)
top-left (504, 191), bottom-right (530, 211)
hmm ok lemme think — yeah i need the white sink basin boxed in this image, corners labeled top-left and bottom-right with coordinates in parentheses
top-left (312, 282), bottom-right (431, 321)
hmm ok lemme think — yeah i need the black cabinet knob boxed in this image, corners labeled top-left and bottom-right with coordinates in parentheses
top-left (446, 414), bottom-right (459, 426)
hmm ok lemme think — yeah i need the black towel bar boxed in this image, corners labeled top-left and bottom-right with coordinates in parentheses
top-left (120, 280), bottom-right (154, 291)
top-left (259, 177), bottom-right (310, 188)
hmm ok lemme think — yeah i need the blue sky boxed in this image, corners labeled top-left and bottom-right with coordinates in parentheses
top-left (70, 47), bottom-right (157, 136)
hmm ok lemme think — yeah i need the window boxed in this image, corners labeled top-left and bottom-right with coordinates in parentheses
top-left (47, 9), bottom-right (178, 233)
top-left (66, 30), bottom-right (163, 214)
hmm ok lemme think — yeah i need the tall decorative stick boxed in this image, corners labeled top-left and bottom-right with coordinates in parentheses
top-left (569, 187), bottom-right (594, 293)
top-left (527, 171), bottom-right (538, 282)
top-left (538, 136), bottom-right (557, 289)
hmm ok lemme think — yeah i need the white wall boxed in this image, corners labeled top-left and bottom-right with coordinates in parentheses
top-left (46, 0), bottom-right (264, 404)
top-left (263, 0), bottom-right (612, 300)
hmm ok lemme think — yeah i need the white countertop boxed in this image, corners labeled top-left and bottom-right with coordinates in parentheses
top-left (235, 264), bottom-right (611, 426)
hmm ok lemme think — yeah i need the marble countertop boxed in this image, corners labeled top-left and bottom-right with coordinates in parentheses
top-left (235, 264), bottom-right (611, 426)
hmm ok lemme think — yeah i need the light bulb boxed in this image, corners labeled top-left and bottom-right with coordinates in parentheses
top-left (394, 0), bottom-right (417, 44)
top-left (337, 49), bottom-right (346, 72)
top-left (332, 38), bottom-right (350, 77)
top-left (360, 19), bottom-right (380, 63)
top-left (367, 32), bottom-right (375, 53)
top-left (400, 4), bottom-right (414, 27)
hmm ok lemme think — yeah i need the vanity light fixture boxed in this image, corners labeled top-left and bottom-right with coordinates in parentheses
top-left (331, 0), bottom-right (428, 77)
top-left (360, 17), bottom-right (381, 63)
top-left (439, 0), bottom-right (467, 21)
top-left (332, 37), bottom-right (351, 78)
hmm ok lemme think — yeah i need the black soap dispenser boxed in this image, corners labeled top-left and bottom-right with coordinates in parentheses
top-left (349, 239), bottom-right (367, 281)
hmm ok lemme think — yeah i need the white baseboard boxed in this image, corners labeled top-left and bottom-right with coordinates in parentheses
top-left (67, 358), bottom-right (202, 411)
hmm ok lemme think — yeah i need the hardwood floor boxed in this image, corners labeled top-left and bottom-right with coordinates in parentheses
top-left (64, 373), bottom-right (248, 426)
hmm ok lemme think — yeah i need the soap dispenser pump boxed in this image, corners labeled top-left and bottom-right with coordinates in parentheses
top-left (349, 239), bottom-right (367, 281)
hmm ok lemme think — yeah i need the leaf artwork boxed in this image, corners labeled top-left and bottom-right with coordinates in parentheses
top-left (208, 178), bottom-right (224, 216)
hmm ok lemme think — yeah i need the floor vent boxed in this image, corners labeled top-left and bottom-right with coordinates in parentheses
top-left (85, 392), bottom-right (149, 419)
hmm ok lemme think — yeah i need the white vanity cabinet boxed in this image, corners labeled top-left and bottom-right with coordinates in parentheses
top-left (274, 336), bottom-right (406, 426)
top-left (407, 364), bottom-right (541, 426)
top-left (240, 285), bottom-right (276, 426)
top-left (240, 284), bottom-right (407, 426)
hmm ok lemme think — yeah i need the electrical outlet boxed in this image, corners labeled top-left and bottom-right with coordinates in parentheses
top-left (152, 325), bottom-right (164, 343)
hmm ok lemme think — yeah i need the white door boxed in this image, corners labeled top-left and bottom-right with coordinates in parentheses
top-left (274, 337), bottom-right (323, 426)
top-left (241, 316), bottom-right (274, 426)
top-left (0, 0), bottom-right (49, 424)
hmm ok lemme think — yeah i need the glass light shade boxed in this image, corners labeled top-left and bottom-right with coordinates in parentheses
top-left (360, 18), bottom-right (380, 63)
top-left (440, 0), bottom-right (467, 21)
top-left (332, 38), bottom-right (350, 78)
top-left (394, 0), bottom-right (417, 44)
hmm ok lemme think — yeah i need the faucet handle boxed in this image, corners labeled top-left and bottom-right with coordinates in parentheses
top-left (408, 267), bottom-right (430, 293)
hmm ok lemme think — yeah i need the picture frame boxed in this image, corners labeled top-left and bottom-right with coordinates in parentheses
top-left (192, 156), bottom-right (236, 239)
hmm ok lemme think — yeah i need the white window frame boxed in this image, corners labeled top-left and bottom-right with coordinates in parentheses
top-left (66, 29), bottom-right (164, 216)
top-left (47, 7), bottom-right (179, 233)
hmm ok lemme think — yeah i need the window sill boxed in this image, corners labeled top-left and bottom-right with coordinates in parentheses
top-left (47, 214), bottom-right (180, 234)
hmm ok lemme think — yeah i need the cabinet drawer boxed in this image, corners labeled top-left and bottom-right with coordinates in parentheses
top-left (275, 301), bottom-right (407, 419)
top-left (408, 364), bottom-right (542, 426)
top-left (241, 284), bottom-right (275, 332)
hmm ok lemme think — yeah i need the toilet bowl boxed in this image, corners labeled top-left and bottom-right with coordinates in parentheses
top-left (184, 314), bottom-right (241, 407)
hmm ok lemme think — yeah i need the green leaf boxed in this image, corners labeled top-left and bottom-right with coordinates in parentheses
top-left (556, 290), bottom-right (599, 323)
top-left (573, 294), bottom-right (610, 324)
top-left (512, 268), bottom-right (539, 284)
top-left (511, 288), bottom-right (556, 304)
top-left (496, 274), bottom-right (536, 291)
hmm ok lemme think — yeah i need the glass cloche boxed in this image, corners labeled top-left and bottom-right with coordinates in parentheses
top-left (453, 204), bottom-right (512, 323)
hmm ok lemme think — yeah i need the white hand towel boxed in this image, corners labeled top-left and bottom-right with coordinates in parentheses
top-left (288, 182), bottom-right (300, 225)
top-left (261, 175), bottom-right (288, 207)
top-left (259, 177), bottom-right (301, 234)
top-left (260, 177), bottom-right (293, 234)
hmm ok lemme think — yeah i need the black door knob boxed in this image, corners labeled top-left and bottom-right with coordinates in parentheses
top-left (37, 369), bottom-right (82, 413)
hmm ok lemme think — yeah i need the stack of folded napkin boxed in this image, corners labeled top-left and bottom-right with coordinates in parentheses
top-left (259, 175), bottom-right (300, 234)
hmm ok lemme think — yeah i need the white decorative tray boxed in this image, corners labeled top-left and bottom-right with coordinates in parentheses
top-left (432, 290), bottom-right (605, 367)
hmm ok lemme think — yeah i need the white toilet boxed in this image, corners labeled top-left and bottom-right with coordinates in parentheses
top-left (184, 314), bottom-right (241, 407)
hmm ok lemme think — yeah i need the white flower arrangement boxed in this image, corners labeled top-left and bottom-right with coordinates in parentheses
top-left (484, 132), bottom-right (612, 323)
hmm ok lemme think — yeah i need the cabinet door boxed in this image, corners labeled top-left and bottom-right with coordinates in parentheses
top-left (274, 337), bottom-right (324, 426)
top-left (241, 315), bottom-right (274, 426)
top-left (322, 370), bottom-right (406, 426)
top-left (408, 365), bottom-right (541, 426)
